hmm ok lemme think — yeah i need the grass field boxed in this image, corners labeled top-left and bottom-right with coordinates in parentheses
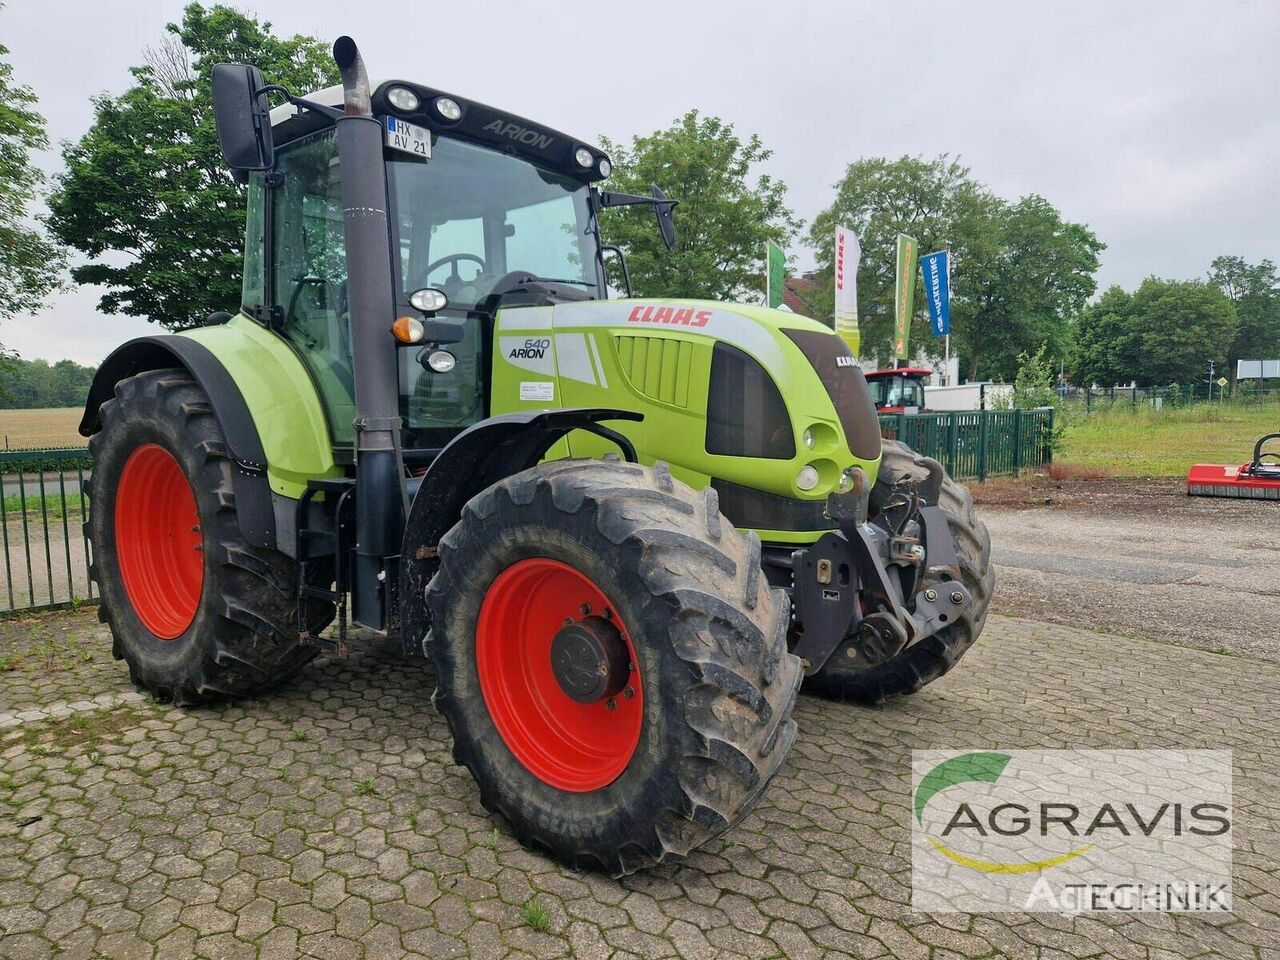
top-left (0, 408), bottom-right (85, 450)
top-left (1059, 402), bottom-right (1278, 477)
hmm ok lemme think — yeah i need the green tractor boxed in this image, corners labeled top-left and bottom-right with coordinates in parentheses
top-left (80, 37), bottom-right (992, 874)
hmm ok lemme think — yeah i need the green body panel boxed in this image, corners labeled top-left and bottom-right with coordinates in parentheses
top-left (490, 298), bottom-right (881, 545)
top-left (180, 314), bottom-right (342, 499)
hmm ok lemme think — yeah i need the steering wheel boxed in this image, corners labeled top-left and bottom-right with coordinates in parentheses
top-left (425, 252), bottom-right (486, 284)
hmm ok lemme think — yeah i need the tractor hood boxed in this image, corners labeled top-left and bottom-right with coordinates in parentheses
top-left (490, 299), bottom-right (883, 537)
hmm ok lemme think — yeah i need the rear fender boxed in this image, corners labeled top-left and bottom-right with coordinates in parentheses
top-left (399, 408), bottom-right (642, 655)
top-left (80, 336), bottom-right (277, 549)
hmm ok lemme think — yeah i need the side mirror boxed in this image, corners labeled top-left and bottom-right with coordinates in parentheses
top-left (212, 63), bottom-right (274, 180)
top-left (652, 185), bottom-right (677, 252)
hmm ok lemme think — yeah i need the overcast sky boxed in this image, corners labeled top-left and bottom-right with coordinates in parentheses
top-left (2, 0), bottom-right (1277, 365)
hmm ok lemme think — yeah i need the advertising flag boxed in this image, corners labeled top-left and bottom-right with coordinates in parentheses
top-left (894, 233), bottom-right (919, 362)
top-left (919, 250), bottom-right (951, 336)
top-left (766, 240), bottom-right (786, 309)
top-left (834, 226), bottom-right (861, 356)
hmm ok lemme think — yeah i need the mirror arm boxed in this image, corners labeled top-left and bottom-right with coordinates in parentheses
top-left (596, 190), bottom-right (678, 213)
top-left (254, 84), bottom-right (345, 123)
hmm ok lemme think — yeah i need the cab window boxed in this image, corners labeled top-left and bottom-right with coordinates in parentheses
top-left (269, 129), bottom-right (356, 446)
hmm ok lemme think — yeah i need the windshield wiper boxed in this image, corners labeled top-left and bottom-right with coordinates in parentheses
top-left (526, 277), bottom-right (596, 287)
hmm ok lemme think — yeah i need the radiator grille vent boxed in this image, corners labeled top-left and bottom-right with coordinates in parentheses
top-left (613, 335), bottom-right (694, 407)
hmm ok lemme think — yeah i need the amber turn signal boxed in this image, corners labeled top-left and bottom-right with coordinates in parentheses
top-left (392, 315), bottom-right (425, 344)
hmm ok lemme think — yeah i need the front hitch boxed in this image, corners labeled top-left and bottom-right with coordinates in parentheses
top-left (788, 466), bottom-right (971, 675)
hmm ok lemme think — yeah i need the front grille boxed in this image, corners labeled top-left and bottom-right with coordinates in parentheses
top-left (712, 477), bottom-right (836, 531)
top-left (705, 343), bottom-right (795, 460)
top-left (782, 329), bottom-right (882, 461)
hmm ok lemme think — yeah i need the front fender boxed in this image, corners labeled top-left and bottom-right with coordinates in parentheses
top-left (398, 408), bottom-right (642, 654)
top-left (81, 335), bottom-right (277, 549)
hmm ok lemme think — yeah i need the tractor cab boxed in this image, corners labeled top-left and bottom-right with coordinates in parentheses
top-left (864, 368), bottom-right (931, 414)
top-left (251, 79), bottom-right (672, 457)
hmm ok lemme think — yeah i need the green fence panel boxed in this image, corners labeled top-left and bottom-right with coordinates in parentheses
top-left (878, 409), bottom-right (1053, 481)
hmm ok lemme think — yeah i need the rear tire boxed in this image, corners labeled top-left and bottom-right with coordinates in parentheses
top-left (88, 369), bottom-right (332, 705)
top-left (426, 459), bottom-right (803, 876)
top-left (808, 439), bottom-right (994, 701)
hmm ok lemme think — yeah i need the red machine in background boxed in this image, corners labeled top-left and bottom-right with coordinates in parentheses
top-left (1187, 433), bottom-right (1280, 500)
top-left (865, 368), bottom-right (932, 413)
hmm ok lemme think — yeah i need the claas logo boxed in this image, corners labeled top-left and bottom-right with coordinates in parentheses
top-left (627, 305), bottom-right (712, 328)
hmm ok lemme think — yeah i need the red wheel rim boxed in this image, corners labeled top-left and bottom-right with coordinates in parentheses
top-left (114, 444), bottom-right (203, 639)
top-left (476, 558), bottom-right (643, 792)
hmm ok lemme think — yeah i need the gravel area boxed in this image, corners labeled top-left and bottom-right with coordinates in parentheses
top-left (975, 476), bottom-right (1279, 660)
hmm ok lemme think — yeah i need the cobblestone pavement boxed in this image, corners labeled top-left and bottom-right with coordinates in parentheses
top-left (1, 609), bottom-right (1278, 959)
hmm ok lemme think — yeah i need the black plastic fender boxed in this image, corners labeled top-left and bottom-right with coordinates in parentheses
top-left (80, 335), bottom-right (277, 549)
top-left (399, 408), bottom-right (642, 655)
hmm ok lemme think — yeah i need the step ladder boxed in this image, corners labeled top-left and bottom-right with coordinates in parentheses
top-left (296, 478), bottom-right (355, 656)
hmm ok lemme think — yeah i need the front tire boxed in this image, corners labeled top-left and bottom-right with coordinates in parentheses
top-left (88, 369), bottom-right (331, 705)
top-left (426, 459), bottom-right (803, 876)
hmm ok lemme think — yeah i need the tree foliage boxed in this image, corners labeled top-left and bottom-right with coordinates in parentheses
top-left (806, 155), bottom-right (1102, 380)
top-left (1070, 278), bottom-right (1236, 387)
top-left (0, 36), bottom-right (63, 325)
top-left (47, 3), bottom-right (337, 331)
top-left (598, 111), bottom-right (800, 302)
top-left (1208, 255), bottom-right (1280, 380)
top-left (0, 356), bottom-right (96, 408)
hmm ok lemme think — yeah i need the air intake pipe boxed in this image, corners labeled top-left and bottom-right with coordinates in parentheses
top-left (331, 35), bottom-right (405, 630)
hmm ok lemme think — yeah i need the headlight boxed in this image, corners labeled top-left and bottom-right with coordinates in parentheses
top-left (802, 428), bottom-right (815, 449)
top-left (386, 86), bottom-right (419, 112)
top-left (796, 465), bottom-right (820, 491)
top-left (427, 350), bottom-right (456, 373)
top-left (597, 157), bottom-right (612, 178)
top-left (409, 288), bottom-right (448, 313)
top-left (574, 147), bottom-right (594, 168)
top-left (434, 96), bottom-right (462, 121)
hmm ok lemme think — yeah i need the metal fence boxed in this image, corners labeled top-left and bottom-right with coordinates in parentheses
top-left (1062, 382), bottom-right (1280, 410)
top-left (879, 408), bottom-right (1055, 482)
top-left (0, 447), bottom-right (95, 615)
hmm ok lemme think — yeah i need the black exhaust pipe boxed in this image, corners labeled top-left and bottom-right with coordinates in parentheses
top-left (331, 35), bottom-right (405, 630)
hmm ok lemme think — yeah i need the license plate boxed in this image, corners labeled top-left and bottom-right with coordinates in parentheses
top-left (384, 117), bottom-right (431, 159)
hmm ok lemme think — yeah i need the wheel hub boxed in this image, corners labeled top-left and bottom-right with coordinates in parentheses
top-left (550, 616), bottom-right (630, 703)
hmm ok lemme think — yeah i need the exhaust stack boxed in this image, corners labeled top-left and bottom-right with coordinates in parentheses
top-left (330, 35), bottom-right (406, 630)
top-left (332, 35), bottom-right (372, 118)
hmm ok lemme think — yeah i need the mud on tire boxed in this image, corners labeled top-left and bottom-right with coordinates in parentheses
top-left (88, 369), bottom-right (332, 705)
top-left (426, 459), bottom-right (804, 876)
top-left (808, 439), bottom-right (994, 702)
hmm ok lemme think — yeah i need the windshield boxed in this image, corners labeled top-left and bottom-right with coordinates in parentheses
top-left (388, 136), bottom-right (600, 311)
top-left (868, 374), bottom-right (927, 410)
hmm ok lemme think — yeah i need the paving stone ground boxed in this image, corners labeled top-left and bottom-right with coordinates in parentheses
top-left (1, 608), bottom-right (1277, 959)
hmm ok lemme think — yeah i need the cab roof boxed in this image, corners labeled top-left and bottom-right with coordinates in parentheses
top-left (269, 80), bottom-right (610, 185)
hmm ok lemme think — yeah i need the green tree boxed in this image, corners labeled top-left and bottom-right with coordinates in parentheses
top-left (1208, 255), bottom-right (1280, 382)
top-left (1009, 344), bottom-right (1058, 409)
top-left (957, 196), bottom-right (1102, 382)
top-left (1069, 285), bottom-right (1135, 387)
top-left (1129, 278), bottom-right (1236, 386)
top-left (0, 355), bottom-right (96, 408)
top-left (47, 3), bottom-right (337, 331)
top-left (598, 111), bottom-right (800, 301)
top-left (0, 34), bottom-right (63, 325)
top-left (807, 156), bottom-right (1102, 380)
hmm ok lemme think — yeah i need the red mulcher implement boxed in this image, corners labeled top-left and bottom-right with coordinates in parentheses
top-left (1187, 433), bottom-right (1280, 500)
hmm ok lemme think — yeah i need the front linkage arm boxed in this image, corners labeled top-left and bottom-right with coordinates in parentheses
top-left (789, 459), bottom-right (971, 676)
